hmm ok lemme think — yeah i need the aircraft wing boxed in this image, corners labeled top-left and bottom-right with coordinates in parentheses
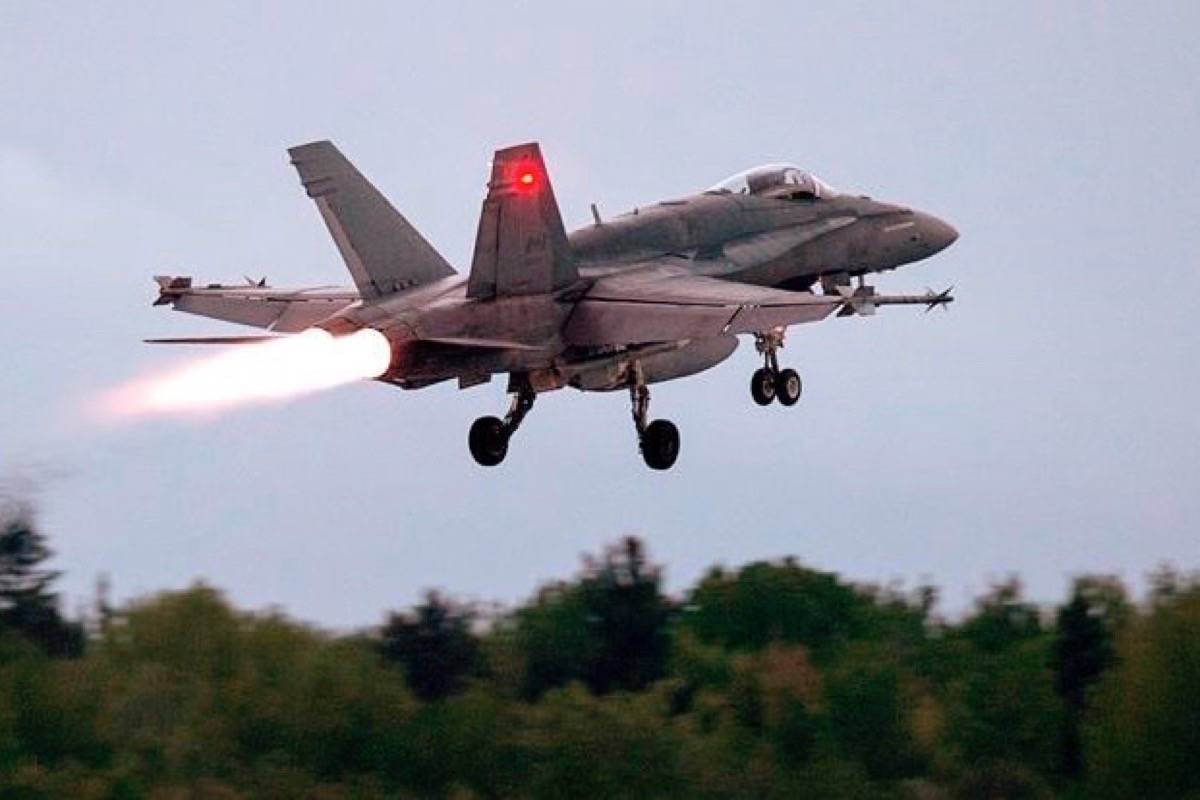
top-left (152, 276), bottom-right (358, 332)
top-left (563, 261), bottom-right (844, 346)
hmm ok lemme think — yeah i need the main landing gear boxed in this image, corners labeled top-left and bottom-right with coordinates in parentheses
top-left (630, 366), bottom-right (679, 471)
top-left (468, 380), bottom-right (535, 467)
top-left (751, 328), bottom-right (802, 407)
top-left (467, 367), bottom-right (681, 470)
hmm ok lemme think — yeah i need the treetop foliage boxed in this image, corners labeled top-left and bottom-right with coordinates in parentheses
top-left (1, 503), bottom-right (1197, 798)
top-left (0, 500), bottom-right (83, 658)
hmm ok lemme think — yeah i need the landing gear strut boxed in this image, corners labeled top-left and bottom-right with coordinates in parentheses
top-left (630, 364), bottom-right (679, 470)
top-left (468, 379), bottom-right (536, 467)
top-left (752, 328), bottom-right (802, 407)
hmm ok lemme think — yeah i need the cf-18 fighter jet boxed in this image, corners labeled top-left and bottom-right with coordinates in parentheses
top-left (151, 141), bottom-right (957, 469)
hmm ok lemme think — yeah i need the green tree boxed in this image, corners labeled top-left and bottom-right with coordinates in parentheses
top-left (944, 581), bottom-right (1062, 782)
top-left (578, 537), bottom-right (670, 694)
top-left (958, 577), bottom-right (1043, 654)
top-left (953, 762), bottom-right (1054, 800)
top-left (516, 537), bottom-right (670, 697)
top-left (0, 637), bottom-right (107, 789)
top-left (86, 585), bottom-right (415, 793)
top-left (523, 684), bottom-right (681, 799)
top-left (0, 501), bottom-right (84, 658)
top-left (378, 590), bottom-right (480, 702)
top-left (1052, 575), bottom-right (1126, 778)
top-left (825, 644), bottom-right (924, 780)
top-left (514, 580), bottom-right (593, 698)
top-left (1086, 580), bottom-right (1200, 799)
top-left (682, 559), bottom-right (926, 659)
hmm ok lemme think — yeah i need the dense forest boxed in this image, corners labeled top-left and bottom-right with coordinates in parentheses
top-left (1, 498), bottom-right (1197, 799)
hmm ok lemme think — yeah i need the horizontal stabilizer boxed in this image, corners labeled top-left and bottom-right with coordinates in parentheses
top-left (143, 335), bottom-right (283, 345)
top-left (150, 277), bottom-right (357, 331)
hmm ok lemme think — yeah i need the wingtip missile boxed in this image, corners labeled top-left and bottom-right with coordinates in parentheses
top-left (922, 285), bottom-right (954, 313)
top-left (836, 285), bottom-right (955, 316)
top-left (152, 275), bottom-right (191, 306)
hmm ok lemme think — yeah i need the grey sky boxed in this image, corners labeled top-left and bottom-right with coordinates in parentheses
top-left (2, 2), bottom-right (1197, 626)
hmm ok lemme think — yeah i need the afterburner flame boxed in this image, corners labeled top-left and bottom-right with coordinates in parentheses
top-left (101, 328), bottom-right (391, 419)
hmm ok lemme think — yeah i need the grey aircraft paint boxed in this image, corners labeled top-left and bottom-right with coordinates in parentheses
top-left (150, 142), bottom-right (957, 469)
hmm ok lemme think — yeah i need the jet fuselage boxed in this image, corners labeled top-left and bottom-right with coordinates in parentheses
top-left (364, 185), bottom-right (957, 387)
top-left (569, 190), bottom-right (957, 291)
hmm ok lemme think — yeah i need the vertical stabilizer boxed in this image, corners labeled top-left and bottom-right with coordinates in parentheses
top-left (467, 143), bottom-right (577, 299)
top-left (288, 141), bottom-right (455, 299)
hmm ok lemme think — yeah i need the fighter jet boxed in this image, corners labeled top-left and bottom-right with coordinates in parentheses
top-left (151, 141), bottom-right (957, 469)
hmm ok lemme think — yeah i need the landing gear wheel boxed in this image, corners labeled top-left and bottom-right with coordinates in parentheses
top-left (776, 368), bottom-right (802, 406)
top-left (468, 416), bottom-right (508, 466)
top-left (468, 379), bottom-right (537, 467)
top-left (640, 419), bottom-right (680, 471)
top-left (750, 367), bottom-right (777, 406)
top-left (628, 365), bottom-right (680, 470)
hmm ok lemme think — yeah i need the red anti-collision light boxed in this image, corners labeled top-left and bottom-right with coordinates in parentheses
top-left (511, 160), bottom-right (539, 191)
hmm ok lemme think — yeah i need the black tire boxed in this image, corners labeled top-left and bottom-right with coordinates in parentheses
top-left (468, 416), bottom-right (508, 466)
top-left (750, 367), bottom-right (776, 406)
top-left (641, 419), bottom-right (680, 470)
top-left (776, 368), bottom-right (802, 406)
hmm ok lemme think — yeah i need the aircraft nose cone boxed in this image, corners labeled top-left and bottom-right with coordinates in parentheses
top-left (918, 212), bottom-right (958, 254)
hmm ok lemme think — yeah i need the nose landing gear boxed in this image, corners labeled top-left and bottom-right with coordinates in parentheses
top-left (751, 328), bottom-right (802, 407)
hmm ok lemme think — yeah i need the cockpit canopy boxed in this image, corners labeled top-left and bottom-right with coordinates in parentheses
top-left (709, 164), bottom-right (837, 200)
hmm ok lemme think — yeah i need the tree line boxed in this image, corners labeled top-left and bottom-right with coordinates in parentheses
top-left (1, 500), bottom-right (1198, 798)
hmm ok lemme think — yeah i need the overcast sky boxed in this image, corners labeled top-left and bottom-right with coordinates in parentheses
top-left (2, 2), bottom-right (1197, 626)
